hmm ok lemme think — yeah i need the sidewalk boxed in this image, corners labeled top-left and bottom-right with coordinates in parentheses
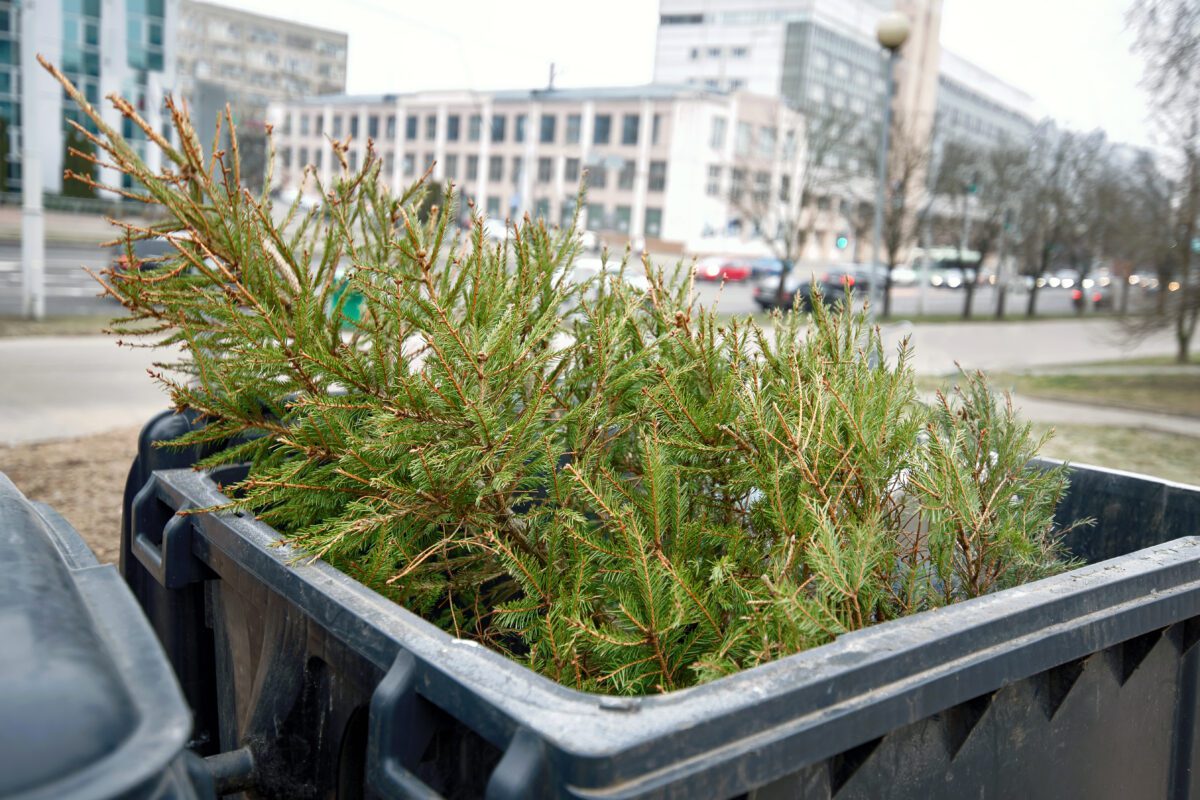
top-left (881, 318), bottom-right (1179, 375)
top-left (0, 206), bottom-right (140, 247)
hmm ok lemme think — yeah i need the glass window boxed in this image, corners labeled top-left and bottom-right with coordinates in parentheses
top-left (587, 202), bottom-right (606, 229)
top-left (621, 114), bottom-right (639, 145)
top-left (426, 114), bottom-right (436, 140)
top-left (424, 152), bottom-right (435, 171)
top-left (515, 114), bottom-right (526, 143)
top-left (405, 115), bottom-right (418, 140)
top-left (468, 114), bottom-right (482, 141)
top-left (486, 196), bottom-right (501, 217)
top-left (614, 205), bottom-right (631, 233)
top-left (648, 161), bottom-right (666, 192)
top-left (593, 114), bottom-right (611, 144)
top-left (731, 46), bottom-right (748, 58)
top-left (561, 200), bottom-right (577, 225)
top-left (652, 114), bottom-right (662, 145)
top-left (565, 157), bottom-right (580, 183)
top-left (445, 154), bottom-right (458, 178)
top-left (709, 116), bottom-right (726, 149)
top-left (539, 114), bottom-right (556, 143)
top-left (383, 151), bottom-right (393, 175)
top-left (490, 114), bottom-right (506, 143)
top-left (566, 113), bottom-right (582, 144)
top-left (403, 153), bottom-right (415, 176)
top-left (735, 121), bottom-right (752, 156)
top-left (511, 156), bottom-right (522, 184)
top-left (488, 155), bottom-right (503, 181)
top-left (644, 207), bottom-right (662, 238)
top-left (466, 154), bottom-right (479, 180)
top-left (706, 165), bottom-right (721, 196)
top-left (534, 198), bottom-right (550, 220)
top-left (349, 151), bottom-right (358, 172)
top-left (617, 159), bottom-right (635, 190)
top-left (368, 115), bottom-right (379, 139)
top-left (385, 115), bottom-right (396, 139)
top-left (300, 115), bottom-right (310, 135)
top-left (537, 157), bottom-right (552, 183)
top-left (759, 126), bottom-right (776, 157)
top-left (730, 167), bottom-right (745, 201)
top-left (332, 115), bottom-right (343, 137)
top-left (589, 163), bottom-right (607, 189)
top-left (779, 174), bottom-right (791, 202)
top-left (447, 114), bottom-right (460, 141)
top-left (298, 146), bottom-right (309, 166)
top-left (707, 46), bottom-right (721, 57)
top-left (350, 116), bottom-right (359, 137)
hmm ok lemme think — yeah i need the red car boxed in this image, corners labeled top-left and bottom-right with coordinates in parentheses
top-left (695, 256), bottom-right (752, 282)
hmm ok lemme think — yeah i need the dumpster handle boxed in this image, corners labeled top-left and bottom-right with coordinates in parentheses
top-left (131, 474), bottom-right (206, 589)
top-left (367, 650), bottom-right (445, 799)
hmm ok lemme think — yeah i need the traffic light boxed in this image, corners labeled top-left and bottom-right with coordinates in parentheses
top-left (835, 234), bottom-right (849, 250)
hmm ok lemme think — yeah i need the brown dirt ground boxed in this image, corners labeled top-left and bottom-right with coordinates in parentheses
top-left (0, 426), bottom-right (141, 563)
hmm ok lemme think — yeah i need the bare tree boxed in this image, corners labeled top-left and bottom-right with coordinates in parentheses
top-left (1128, 0), bottom-right (1200, 362)
top-left (1012, 124), bottom-right (1099, 318)
top-left (731, 107), bottom-right (863, 305)
top-left (933, 140), bottom-right (1030, 319)
top-left (878, 114), bottom-right (931, 319)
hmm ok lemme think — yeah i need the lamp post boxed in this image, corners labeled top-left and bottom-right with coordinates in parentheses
top-left (870, 11), bottom-right (910, 319)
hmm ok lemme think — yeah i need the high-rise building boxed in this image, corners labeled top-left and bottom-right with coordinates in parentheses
top-left (652, 0), bottom-right (1037, 261)
top-left (175, 1), bottom-right (346, 187)
top-left (9, 0), bottom-right (178, 195)
top-left (268, 85), bottom-right (805, 251)
top-left (653, 0), bottom-right (1035, 151)
top-left (175, 1), bottom-right (345, 132)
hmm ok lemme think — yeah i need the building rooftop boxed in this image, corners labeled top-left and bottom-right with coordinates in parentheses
top-left (281, 83), bottom-right (761, 107)
top-left (183, 0), bottom-right (349, 43)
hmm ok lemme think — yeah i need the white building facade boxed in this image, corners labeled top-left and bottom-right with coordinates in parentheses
top-left (268, 85), bottom-right (805, 251)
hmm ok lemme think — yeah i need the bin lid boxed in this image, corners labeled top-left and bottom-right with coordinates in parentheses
top-left (0, 474), bottom-right (197, 800)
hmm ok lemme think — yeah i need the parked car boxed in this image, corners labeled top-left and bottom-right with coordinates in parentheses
top-left (749, 257), bottom-right (791, 278)
top-left (1073, 285), bottom-right (1113, 311)
top-left (752, 266), bottom-right (870, 311)
top-left (110, 236), bottom-right (177, 270)
top-left (694, 256), bottom-right (753, 282)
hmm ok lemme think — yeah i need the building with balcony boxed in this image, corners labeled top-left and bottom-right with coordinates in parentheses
top-left (268, 85), bottom-right (805, 252)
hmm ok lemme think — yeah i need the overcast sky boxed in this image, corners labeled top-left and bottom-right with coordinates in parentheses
top-left (221, 0), bottom-right (1156, 147)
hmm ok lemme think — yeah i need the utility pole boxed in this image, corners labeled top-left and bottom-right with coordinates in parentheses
top-left (20, 0), bottom-right (45, 320)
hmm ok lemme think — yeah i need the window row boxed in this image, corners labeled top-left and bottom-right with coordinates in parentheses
top-left (688, 45), bottom-right (750, 60)
top-left (285, 147), bottom-right (667, 192)
top-left (287, 109), bottom-right (665, 147)
top-left (705, 165), bottom-right (790, 203)
top-left (472, 198), bottom-right (663, 237)
top-left (708, 117), bottom-right (797, 159)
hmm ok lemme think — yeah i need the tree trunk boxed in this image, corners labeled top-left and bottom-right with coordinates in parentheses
top-left (995, 285), bottom-right (1007, 319)
top-left (1119, 277), bottom-right (1130, 316)
top-left (882, 269), bottom-right (893, 319)
top-left (962, 281), bottom-right (975, 319)
top-left (1026, 283), bottom-right (1039, 317)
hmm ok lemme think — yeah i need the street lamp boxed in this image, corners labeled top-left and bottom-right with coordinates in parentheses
top-left (870, 11), bottom-right (911, 319)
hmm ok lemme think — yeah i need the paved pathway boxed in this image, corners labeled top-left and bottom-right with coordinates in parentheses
top-left (0, 335), bottom-right (169, 445)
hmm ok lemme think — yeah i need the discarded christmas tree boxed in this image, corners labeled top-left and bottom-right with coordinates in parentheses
top-left (45, 56), bottom-right (1079, 695)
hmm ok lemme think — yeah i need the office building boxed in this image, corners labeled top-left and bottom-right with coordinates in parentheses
top-left (9, 0), bottom-right (177, 195)
top-left (268, 85), bottom-right (805, 251)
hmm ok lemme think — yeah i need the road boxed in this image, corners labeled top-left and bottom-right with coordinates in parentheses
top-left (0, 240), bottom-right (1141, 321)
top-left (0, 318), bottom-right (1180, 445)
top-left (692, 279), bottom-right (1105, 318)
top-left (0, 242), bottom-right (121, 316)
